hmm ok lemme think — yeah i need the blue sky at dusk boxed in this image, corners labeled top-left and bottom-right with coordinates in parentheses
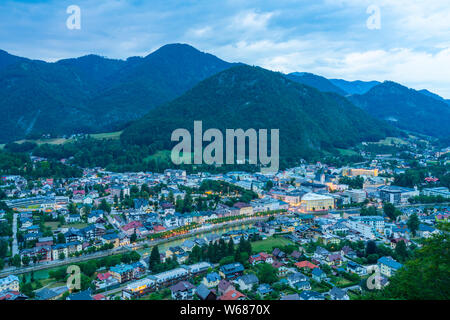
top-left (1, 0), bottom-right (450, 97)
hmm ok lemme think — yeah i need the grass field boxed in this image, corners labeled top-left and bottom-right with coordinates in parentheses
top-left (90, 131), bottom-right (122, 140)
top-left (375, 137), bottom-right (408, 146)
top-left (144, 150), bottom-right (193, 163)
top-left (251, 236), bottom-right (295, 253)
top-left (15, 138), bottom-right (68, 146)
top-left (144, 150), bottom-right (171, 162)
top-left (10, 130), bottom-right (123, 147)
top-left (336, 148), bottom-right (359, 156)
top-left (45, 222), bottom-right (88, 230)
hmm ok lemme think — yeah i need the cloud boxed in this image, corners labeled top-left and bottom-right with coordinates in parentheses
top-left (0, 0), bottom-right (449, 97)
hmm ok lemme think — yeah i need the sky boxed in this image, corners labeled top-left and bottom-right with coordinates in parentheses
top-left (1, 0), bottom-right (450, 98)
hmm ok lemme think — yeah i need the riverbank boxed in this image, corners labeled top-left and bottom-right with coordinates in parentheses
top-left (0, 215), bottom-right (272, 278)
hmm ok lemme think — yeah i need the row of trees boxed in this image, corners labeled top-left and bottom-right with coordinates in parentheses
top-left (339, 176), bottom-right (364, 189)
top-left (148, 245), bottom-right (179, 273)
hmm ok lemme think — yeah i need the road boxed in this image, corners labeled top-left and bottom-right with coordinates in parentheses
top-left (334, 201), bottom-right (450, 213)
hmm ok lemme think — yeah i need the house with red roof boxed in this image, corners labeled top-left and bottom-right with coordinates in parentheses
top-left (248, 252), bottom-right (274, 265)
top-left (294, 260), bottom-right (318, 270)
top-left (153, 225), bottom-right (166, 233)
top-left (122, 221), bottom-right (143, 235)
top-left (97, 272), bottom-right (112, 281)
top-left (92, 293), bottom-right (106, 301)
top-left (219, 289), bottom-right (246, 300)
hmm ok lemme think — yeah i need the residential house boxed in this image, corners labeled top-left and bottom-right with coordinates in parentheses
top-left (236, 274), bottom-right (259, 291)
top-left (300, 290), bottom-right (325, 300)
top-left (287, 272), bottom-right (309, 288)
top-left (326, 254), bottom-right (343, 266)
top-left (329, 287), bottom-right (349, 300)
top-left (257, 284), bottom-right (273, 296)
top-left (312, 268), bottom-right (326, 282)
top-left (202, 272), bottom-right (221, 288)
top-left (196, 284), bottom-right (217, 300)
top-left (218, 289), bottom-right (246, 300)
top-left (109, 264), bottom-right (134, 283)
top-left (219, 263), bottom-right (245, 280)
top-left (377, 256), bottom-right (403, 278)
top-left (0, 275), bottom-right (19, 292)
top-left (218, 279), bottom-right (234, 296)
top-left (346, 261), bottom-right (367, 276)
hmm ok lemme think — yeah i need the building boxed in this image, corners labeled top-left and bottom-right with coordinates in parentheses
top-left (347, 261), bottom-right (367, 276)
top-left (300, 193), bottom-right (334, 212)
top-left (153, 268), bottom-right (189, 286)
top-left (202, 272), bottom-right (221, 288)
top-left (170, 281), bottom-right (196, 300)
top-left (422, 187), bottom-right (450, 198)
top-left (109, 264), bottom-right (134, 283)
top-left (122, 278), bottom-right (156, 299)
top-left (343, 168), bottom-right (378, 177)
top-left (329, 287), bottom-right (350, 300)
top-left (312, 268), bottom-right (326, 282)
top-left (218, 289), bottom-right (246, 300)
top-left (379, 186), bottom-right (419, 204)
top-left (236, 274), bottom-right (259, 291)
top-left (377, 256), bottom-right (403, 278)
top-left (344, 189), bottom-right (367, 203)
top-left (219, 263), bottom-right (245, 279)
top-left (196, 284), bottom-right (217, 300)
top-left (349, 215), bottom-right (385, 234)
top-left (0, 275), bottom-right (19, 292)
top-left (233, 202), bottom-right (254, 216)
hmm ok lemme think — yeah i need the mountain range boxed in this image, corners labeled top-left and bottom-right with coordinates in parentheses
top-left (121, 65), bottom-right (397, 161)
top-left (283, 71), bottom-right (449, 140)
top-left (0, 44), bottom-right (233, 142)
top-left (348, 81), bottom-right (450, 139)
top-left (0, 43), bottom-right (448, 149)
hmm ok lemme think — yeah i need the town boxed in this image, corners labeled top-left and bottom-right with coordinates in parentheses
top-left (0, 136), bottom-right (449, 301)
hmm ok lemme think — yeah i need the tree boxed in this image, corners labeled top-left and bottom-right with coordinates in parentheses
top-left (0, 258), bottom-right (4, 270)
top-left (0, 240), bottom-right (7, 258)
top-left (57, 232), bottom-right (66, 244)
top-left (407, 213), bottom-right (420, 237)
top-left (219, 256), bottom-right (235, 266)
top-left (365, 240), bottom-right (377, 256)
top-left (264, 180), bottom-right (274, 191)
top-left (99, 199), bottom-right (111, 213)
top-left (257, 263), bottom-right (278, 284)
top-left (68, 202), bottom-right (78, 215)
top-left (130, 232), bottom-right (137, 243)
top-left (168, 191), bottom-right (175, 204)
top-left (360, 206), bottom-right (379, 216)
top-left (80, 274), bottom-right (92, 291)
top-left (383, 203), bottom-right (397, 221)
top-left (227, 238), bottom-right (234, 256)
top-left (394, 240), bottom-right (408, 262)
top-left (82, 261), bottom-right (98, 277)
top-left (189, 245), bottom-right (202, 264)
top-left (130, 251), bottom-right (140, 262)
